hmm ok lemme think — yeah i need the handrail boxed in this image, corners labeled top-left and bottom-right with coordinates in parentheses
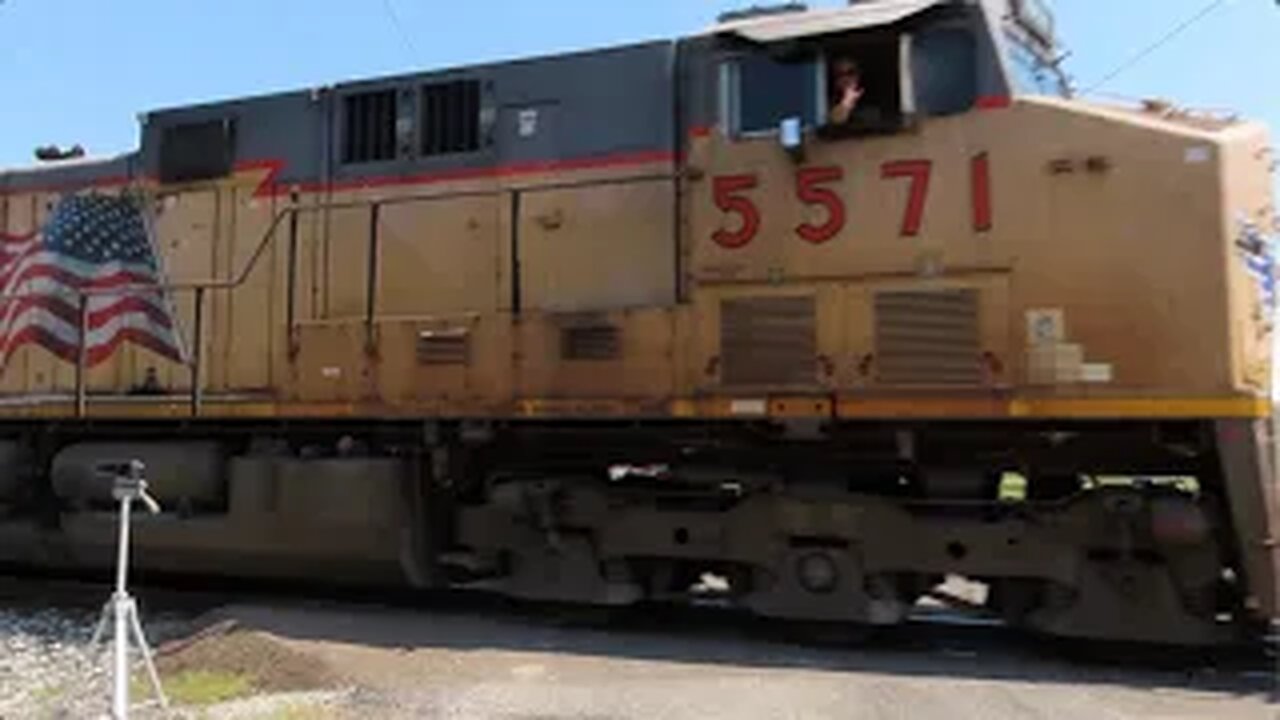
top-left (15, 170), bottom-right (680, 418)
top-left (8, 171), bottom-right (678, 301)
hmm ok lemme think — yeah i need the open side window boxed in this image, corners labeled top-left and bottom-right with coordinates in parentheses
top-left (815, 33), bottom-right (914, 139)
top-left (719, 36), bottom-right (916, 142)
top-left (714, 4), bottom-right (985, 142)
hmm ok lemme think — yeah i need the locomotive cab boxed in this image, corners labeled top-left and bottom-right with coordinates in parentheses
top-left (715, 0), bottom-right (1011, 145)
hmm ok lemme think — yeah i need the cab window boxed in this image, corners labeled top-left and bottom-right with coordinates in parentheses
top-left (722, 53), bottom-right (821, 136)
top-left (1006, 0), bottom-right (1069, 97)
top-left (911, 27), bottom-right (977, 116)
top-left (1007, 37), bottom-right (1067, 96)
top-left (819, 39), bottom-right (904, 135)
top-left (721, 28), bottom-right (982, 139)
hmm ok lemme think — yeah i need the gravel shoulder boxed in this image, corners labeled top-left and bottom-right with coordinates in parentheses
top-left (213, 602), bottom-right (1278, 720)
top-left (4, 598), bottom-right (1276, 720)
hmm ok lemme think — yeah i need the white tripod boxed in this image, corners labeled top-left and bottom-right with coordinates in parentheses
top-left (88, 459), bottom-right (169, 719)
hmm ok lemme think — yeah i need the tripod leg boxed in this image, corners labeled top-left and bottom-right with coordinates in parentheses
top-left (89, 598), bottom-right (114, 648)
top-left (127, 603), bottom-right (168, 710)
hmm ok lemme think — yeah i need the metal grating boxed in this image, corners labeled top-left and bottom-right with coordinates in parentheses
top-left (421, 80), bottom-right (482, 156)
top-left (875, 289), bottom-right (981, 386)
top-left (342, 89), bottom-right (398, 164)
top-left (417, 329), bottom-right (471, 366)
top-left (720, 296), bottom-right (816, 386)
top-left (561, 325), bottom-right (620, 361)
top-left (159, 119), bottom-right (235, 184)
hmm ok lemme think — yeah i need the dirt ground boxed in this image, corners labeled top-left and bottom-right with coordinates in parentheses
top-left (150, 600), bottom-right (1279, 720)
top-left (156, 624), bottom-right (339, 694)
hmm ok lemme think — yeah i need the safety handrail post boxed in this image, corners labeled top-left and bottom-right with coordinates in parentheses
top-left (190, 287), bottom-right (205, 417)
top-left (365, 202), bottom-right (381, 353)
top-left (286, 207), bottom-right (300, 358)
top-left (75, 293), bottom-right (89, 418)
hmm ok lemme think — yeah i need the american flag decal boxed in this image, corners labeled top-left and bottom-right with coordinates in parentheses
top-left (1238, 217), bottom-right (1276, 315)
top-left (0, 194), bottom-right (184, 368)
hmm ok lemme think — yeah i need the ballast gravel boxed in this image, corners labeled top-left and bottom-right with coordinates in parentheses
top-left (0, 607), bottom-right (196, 719)
top-left (0, 608), bottom-right (109, 719)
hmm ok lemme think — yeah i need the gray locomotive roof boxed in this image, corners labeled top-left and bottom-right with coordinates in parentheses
top-left (711, 0), bottom-right (948, 43)
top-left (2, 1), bottom-right (1017, 190)
top-left (143, 39), bottom-right (674, 119)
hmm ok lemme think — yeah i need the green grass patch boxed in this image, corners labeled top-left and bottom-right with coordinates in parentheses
top-left (263, 703), bottom-right (331, 720)
top-left (133, 668), bottom-right (255, 707)
top-left (29, 683), bottom-right (65, 704)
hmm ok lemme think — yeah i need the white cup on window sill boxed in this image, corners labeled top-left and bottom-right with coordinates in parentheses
top-left (779, 116), bottom-right (804, 160)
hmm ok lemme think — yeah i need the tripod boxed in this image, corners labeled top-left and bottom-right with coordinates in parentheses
top-left (88, 459), bottom-right (168, 719)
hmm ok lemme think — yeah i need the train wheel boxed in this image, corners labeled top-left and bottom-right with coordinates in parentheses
top-left (1018, 488), bottom-right (1238, 645)
top-left (743, 547), bottom-right (911, 627)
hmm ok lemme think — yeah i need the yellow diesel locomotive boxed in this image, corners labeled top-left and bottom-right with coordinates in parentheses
top-left (0, 0), bottom-right (1275, 644)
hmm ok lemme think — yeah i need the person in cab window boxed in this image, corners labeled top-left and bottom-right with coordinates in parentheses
top-left (828, 57), bottom-right (865, 125)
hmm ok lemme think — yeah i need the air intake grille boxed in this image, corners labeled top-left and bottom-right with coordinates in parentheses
top-left (561, 325), bottom-right (620, 361)
top-left (159, 119), bottom-right (235, 184)
top-left (720, 296), bottom-right (816, 386)
top-left (417, 329), bottom-right (470, 366)
top-left (342, 89), bottom-right (398, 164)
top-left (421, 80), bottom-right (482, 156)
top-left (875, 289), bottom-right (981, 386)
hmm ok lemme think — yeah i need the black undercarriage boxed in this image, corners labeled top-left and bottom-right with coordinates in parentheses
top-left (0, 417), bottom-right (1267, 646)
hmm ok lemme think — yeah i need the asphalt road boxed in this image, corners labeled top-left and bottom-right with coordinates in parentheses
top-left (217, 601), bottom-right (1279, 720)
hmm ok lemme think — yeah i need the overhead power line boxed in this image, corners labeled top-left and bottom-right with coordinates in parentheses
top-left (1084, 0), bottom-right (1233, 94)
top-left (379, 0), bottom-right (421, 64)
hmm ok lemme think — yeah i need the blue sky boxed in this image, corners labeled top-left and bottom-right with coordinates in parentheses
top-left (0, 1), bottom-right (1276, 168)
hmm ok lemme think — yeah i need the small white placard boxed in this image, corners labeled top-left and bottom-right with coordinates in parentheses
top-left (730, 399), bottom-right (767, 416)
top-left (518, 109), bottom-right (539, 138)
top-left (1184, 146), bottom-right (1211, 164)
top-left (1026, 309), bottom-right (1065, 346)
top-left (1081, 363), bottom-right (1114, 383)
top-left (321, 366), bottom-right (341, 379)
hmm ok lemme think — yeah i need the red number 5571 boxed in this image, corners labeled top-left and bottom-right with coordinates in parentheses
top-left (709, 154), bottom-right (992, 249)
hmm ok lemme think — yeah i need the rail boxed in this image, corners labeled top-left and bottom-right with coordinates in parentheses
top-left (0, 171), bottom-right (676, 418)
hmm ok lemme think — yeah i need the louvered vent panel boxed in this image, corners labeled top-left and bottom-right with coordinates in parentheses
top-left (417, 330), bottom-right (470, 366)
top-left (875, 289), bottom-right (981, 386)
top-left (561, 325), bottom-right (620, 361)
top-left (720, 296), bottom-right (816, 386)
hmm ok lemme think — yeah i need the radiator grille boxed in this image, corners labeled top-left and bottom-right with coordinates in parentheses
top-left (875, 289), bottom-right (981, 386)
top-left (561, 325), bottom-right (620, 361)
top-left (342, 89), bottom-right (398, 164)
top-left (417, 329), bottom-right (470, 366)
top-left (720, 296), bottom-right (816, 386)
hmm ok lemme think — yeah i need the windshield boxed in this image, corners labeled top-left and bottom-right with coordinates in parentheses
top-left (1004, 0), bottom-right (1069, 97)
top-left (1005, 31), bottom-right (1069, 97)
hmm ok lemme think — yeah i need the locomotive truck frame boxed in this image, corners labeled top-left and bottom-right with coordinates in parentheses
top-left (0, 0), bottom-right (1275, 645)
